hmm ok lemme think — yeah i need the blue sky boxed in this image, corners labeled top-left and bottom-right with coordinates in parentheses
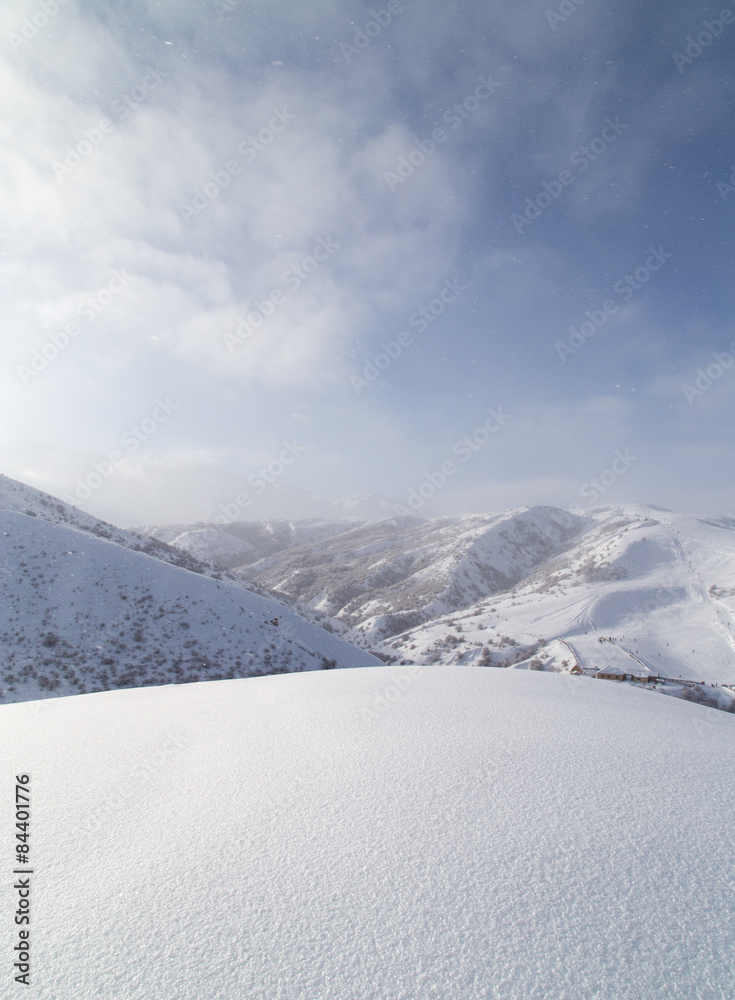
top-left (1, 0), bottom-right (734, 524)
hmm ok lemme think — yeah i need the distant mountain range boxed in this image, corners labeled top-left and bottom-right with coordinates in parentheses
top-left (142, 502), bottom-right (735, 708)
top-left (3, 473), bottom-right (735, 711)
top-left (142, 507), bottom-right (582, 640)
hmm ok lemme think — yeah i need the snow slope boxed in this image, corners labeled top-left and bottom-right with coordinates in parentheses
top-left (148, 501), bottom-right (735, 688)
top-left (241, 506), bottom-right (583, 639)
top-left (0, 472), bottom-right (226, 577)
top-left (0, 476), bottom-right (380, 702)
top-left (381, 505), bottom-right (735, 686)
top-left (2, 666), bottom-right (734, 999)
top-left (140, 517), bottom-right (369, 569)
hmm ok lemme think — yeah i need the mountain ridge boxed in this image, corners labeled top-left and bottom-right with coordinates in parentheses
top-left (142, 500), bottom-right (735, 700)
top-left (0, 475), bottom-right (380, 703)
top-left (4, 474), bottom-right (735, 709)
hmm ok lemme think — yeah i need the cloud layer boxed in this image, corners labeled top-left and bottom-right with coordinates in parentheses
top-left (2, 0), bottom-right (734, 521)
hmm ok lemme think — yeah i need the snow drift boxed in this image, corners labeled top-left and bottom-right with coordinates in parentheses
top-left (2, 665), bottom-right (733, 999)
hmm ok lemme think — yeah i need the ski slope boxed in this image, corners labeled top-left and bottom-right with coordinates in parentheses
top-left (382, 506), bottom-right (735, 685)
top-left (146, 501), bottom-right (735, 687)
top-left (2, 666), bottom-right (734, 1000)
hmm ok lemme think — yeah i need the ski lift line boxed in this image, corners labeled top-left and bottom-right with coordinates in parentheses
top-left (598, 637), bottom-right (732, 688)
top-left (557, 636), bottom-right (583, 670)
top-left (598, 636), bottom-right (651, 672)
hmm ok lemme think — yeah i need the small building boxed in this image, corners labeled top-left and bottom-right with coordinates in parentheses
top-left (596, 666), bottom-right (626, 681)
top-left (570, 664), bottom-right (583, 675)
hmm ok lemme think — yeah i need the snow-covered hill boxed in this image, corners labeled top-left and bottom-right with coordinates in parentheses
top-left (147, 506), bottom-right (583, 639)
top-left (1, 472), bottom-right (227, 577)
top-left (382, 504), bottom-right (735, 690)
top-left (2, 666), bottom-right (734, 999)
top-left (144, 501), bottom-right (735, 700)
top-left (0, 476), bottom-right (380, 702)
top-left (140, 517), bottom-right (369, 569)
top-left (6, 473), bottom-right (735, 706)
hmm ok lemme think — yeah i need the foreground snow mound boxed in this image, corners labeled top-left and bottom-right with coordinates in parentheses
top-left (2, 667), bottom-right (733, 1000)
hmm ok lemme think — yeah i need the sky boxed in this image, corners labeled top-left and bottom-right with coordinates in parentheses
top-left (1, 0), bottom-right (734, 525)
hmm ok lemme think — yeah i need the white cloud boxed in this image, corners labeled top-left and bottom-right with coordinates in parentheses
top-left (1, 0), bottom-right (731, 523)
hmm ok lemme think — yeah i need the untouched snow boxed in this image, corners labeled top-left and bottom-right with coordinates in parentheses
top-left (2, 666), bottom-right (734, 1000)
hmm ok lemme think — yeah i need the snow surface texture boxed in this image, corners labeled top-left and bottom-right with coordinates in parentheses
top-left (0, 476), bottom-right (380, 702)
top-left (2, 666), bottom-right (734, 999)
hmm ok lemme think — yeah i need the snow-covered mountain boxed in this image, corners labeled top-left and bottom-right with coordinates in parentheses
top-left (5, 472), bottom-right (735, 709)
top-left (2, 665), bottom-right (734, 999)
top-left (145, 502), bottom-right (735, 705)
top-left (380, 505), bottom-right (735, 691)
top-left (0, 475), bottom-right (380, 703)
top-left (145, 506), bottom-right (584, 637)
top-left (140, 517), bottom-right (369, 569)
